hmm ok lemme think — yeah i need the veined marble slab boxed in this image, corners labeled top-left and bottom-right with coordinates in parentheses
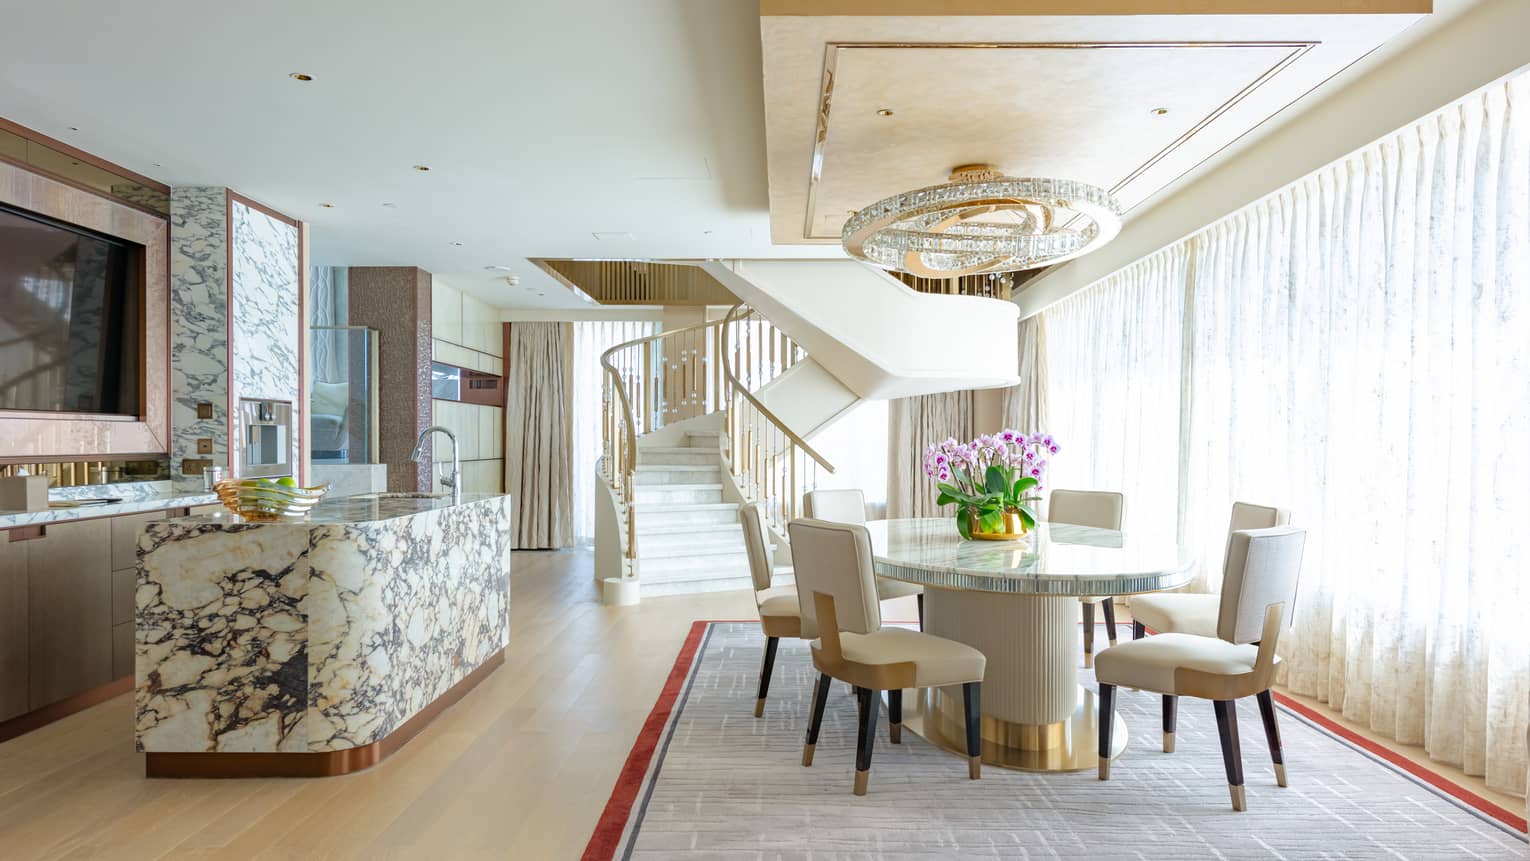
top-left (865, 518), bottom-right (1195, 596)
top-left (135, 493), bottom-right (512, 754)
top-left (0, 482), bottom-right (217, 530)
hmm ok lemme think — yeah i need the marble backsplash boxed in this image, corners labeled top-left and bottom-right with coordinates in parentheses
top-left (168, 187), bottom-right (231, 490)
top-left (230, 200), bottom-right (302, 475)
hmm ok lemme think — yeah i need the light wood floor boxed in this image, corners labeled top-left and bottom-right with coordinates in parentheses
top-left (0, 550), bottom-right (1518, 859)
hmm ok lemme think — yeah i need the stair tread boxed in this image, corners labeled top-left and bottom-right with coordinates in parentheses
top-left (631, 501), bottom-right (740, 512)
top-left (635, 482), bottom-right (723, 491)
top-left (635, 464), bottom-right (718, 471)
top-left (636, 523), bottom-right (743, 535)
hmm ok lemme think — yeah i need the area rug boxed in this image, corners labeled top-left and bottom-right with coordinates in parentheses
top-left (585, 621), bottom-right (1528, 859)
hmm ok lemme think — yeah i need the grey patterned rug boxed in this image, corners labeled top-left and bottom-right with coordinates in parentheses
top-left (593, 622), bottom-right (1528, 860)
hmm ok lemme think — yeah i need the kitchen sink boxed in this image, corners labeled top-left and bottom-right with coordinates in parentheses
top-left (351, 492), bottom-right (447, 500)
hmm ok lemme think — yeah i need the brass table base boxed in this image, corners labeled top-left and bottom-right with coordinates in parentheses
top-left (891, 685), bottom-right (1127, 773)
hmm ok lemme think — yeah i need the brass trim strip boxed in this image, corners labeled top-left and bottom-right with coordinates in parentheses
top-left (719, 303), bottom-right (836, 473)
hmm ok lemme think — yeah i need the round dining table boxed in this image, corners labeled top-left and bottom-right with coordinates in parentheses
top-left (865, 518), bottom-right (1195, 772)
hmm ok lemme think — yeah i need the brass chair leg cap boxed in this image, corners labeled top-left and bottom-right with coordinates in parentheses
top-left (890, 722), bottom-right (902, 744)
top-left (754, 698), bottom-right (765, 718)
top-left (853, 769), bottom-right (869, 796)
top-left (1275, 763), bottom-right (1288, 787)
top-left (1229, 784), bottom-right (1247, 811)
top-left (801, 744), bottom-right (815, 767)
top-left (1163, 731), bottom-right (1175, 753)
top-left (1098, 760), bottom-right (1111, 780)
top-left (968, 755), bottom-right (981, 780)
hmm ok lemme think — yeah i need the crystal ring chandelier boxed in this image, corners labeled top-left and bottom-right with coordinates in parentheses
top-left (841, 164), bottom-right (1122, 277)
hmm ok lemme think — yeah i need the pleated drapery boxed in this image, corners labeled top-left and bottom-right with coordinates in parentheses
top-left (998, 315), bottom-right (1051, 445)
top-left (886, 390), bottom-right (976, 519)
top-left (1039, 73), bottom-right (1530, 795)
top-left (505, 322), bottom-right (574, 549)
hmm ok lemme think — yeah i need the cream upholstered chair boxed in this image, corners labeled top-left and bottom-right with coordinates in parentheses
top-left (1048, 489), bottom-right (1126, 667)
top-left (1095, 525), bottom-right (1307, 812)
top-left (1130, 502), bottom-right (1291, 640)
top-left (803, 488), bottom-right (925, 626)
top-left (740, 503), bottom-right (801, 718)
top-left (788, 518), bottom-right (987, 796)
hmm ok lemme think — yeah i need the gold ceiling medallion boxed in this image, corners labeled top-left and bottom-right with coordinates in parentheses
top-left (841, 163), bottom-right (1122, 276)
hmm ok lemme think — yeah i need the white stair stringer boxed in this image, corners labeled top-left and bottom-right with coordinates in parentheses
top-left (703, 259), bottom-right (1023, 400)
top-left (752, 358), bottom-right (861, 446)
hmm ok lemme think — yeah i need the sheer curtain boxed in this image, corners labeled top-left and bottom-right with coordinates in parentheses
top-left (1041, 72), bottom-right (1529, 795)
top-left (505, 322), bottom-right (574, 549)
top-left (571, 320), bottom-right (657, 543)
top-left (886, 391), bottom-right (976, 518)
top-left (1044, 247), bottom-right (1187, 540)
top-left (999, 316), bottom-right (1051, 435)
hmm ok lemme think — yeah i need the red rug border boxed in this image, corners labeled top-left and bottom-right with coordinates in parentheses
top-left (581, 620), bottom-right (1527, 860)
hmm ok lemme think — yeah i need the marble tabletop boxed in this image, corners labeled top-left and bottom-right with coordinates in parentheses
top-left (866, 518), bottom-right (1195, 597)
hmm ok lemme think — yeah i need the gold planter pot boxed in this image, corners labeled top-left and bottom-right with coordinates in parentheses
top-left (966, 510), bottom-right (1028, 541)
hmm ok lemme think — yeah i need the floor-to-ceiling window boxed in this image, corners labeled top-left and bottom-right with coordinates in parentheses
top-left (571, 319), bottom-right (658, 543)
top-left (1042, 70), bottom-right (1529, 795)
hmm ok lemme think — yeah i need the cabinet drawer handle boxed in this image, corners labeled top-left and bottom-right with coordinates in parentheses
top-left (8, 525), bottom-right (46, 542)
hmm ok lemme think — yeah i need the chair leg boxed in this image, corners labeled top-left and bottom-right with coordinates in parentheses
top-left (1082, 601), bottom-right (1096, 667)
top-left (1097, 683), bottom-right (1116, 779)
top-left (853, 685), bottom-right (879, 796)
top-left (1102, 599), bottom-right (1118, 647)
top-left (1162, 695), bottom-right (1178, 752)
top-left (754, 636), bottom-right (779, 718)
top-left (916, 593), bottom-right (925, 631)
top-left (962, 681), bottom-right (982, 779)
top-left (1256, 690), bottom-right (1287, 787)
top-left (1213, 699), bottom-right (1247, 811)
top-left (888, 688), bottom-right (903, 744)
top-left (1132, 620), bottom-right (1146, 640)
top-left (802, 672), bottom-right (831, 766)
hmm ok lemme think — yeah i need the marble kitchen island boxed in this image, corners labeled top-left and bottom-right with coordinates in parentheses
top-left (134, 492), bottom-right (512, 777)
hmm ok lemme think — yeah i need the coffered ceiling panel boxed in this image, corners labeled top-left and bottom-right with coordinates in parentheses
top-left (761, 5), bottom-right (1429, 244)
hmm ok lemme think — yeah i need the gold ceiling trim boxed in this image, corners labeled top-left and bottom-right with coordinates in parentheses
top-left (803, 40), bottom-right (1319, 241)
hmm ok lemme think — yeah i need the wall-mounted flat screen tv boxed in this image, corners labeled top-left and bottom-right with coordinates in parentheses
top-left (0, 203), bottom-right (143, 416)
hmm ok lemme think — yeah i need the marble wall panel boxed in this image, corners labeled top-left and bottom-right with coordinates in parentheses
top-left (168, 187), bottom-right (230, 489)
top-left (230, 200), bottom-right (302, 475)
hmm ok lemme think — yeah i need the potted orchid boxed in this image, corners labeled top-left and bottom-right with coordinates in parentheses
top-left (924, 430), bottom-right (1059, 540)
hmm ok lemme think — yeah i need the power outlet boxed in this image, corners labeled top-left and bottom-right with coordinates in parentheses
top-left (196, 438), bottom-right (214, 454)
top-left (196, 402), bottom-right (214, 419)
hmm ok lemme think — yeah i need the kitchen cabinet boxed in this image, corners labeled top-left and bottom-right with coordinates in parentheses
top-left (27, 518), bottom-right (113, 709)
top-left (0, 536), bottom-right (26, 721)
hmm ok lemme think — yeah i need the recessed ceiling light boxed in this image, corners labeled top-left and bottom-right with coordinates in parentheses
top-left (450, 241), bottom-right (464, 247)
top-left (67, 126), bottom-right (79, 132)
top-left (290, 73), bottom-right (314, 82)
top-left (381, 202), bottom-right (397, 208)
top-left (484, 265), bottom-right (514, 272)
top-left (318, 202), bottom-right (335, 208)
top-left (876, 108), bottom-right (894, 117)
top-left (702, 230), bottom-right (713, 235)
top-left (412, 164), bottom-right (431, 172)
top-left (1151, 107), bottom-right (1169, 116)
top-left (151, 162), bottom-right (162, 167)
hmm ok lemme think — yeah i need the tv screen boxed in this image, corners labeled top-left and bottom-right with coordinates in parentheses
top-left (0, 204), bottom-right (142, 415)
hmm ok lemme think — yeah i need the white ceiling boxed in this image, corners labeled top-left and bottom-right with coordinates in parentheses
top-left (0, 1), bottom-right (1458, 311)
top-left (0, 0), bottom-right (844, 310)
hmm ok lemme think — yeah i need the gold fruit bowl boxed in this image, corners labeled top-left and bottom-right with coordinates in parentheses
top-left (214, 479), bottom-right (330, 521)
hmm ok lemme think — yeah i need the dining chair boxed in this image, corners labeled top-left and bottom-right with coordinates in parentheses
top-left (1047, 489), bottom-right (1126, 668)
top-left (788, 518), bottom-right (987, 796)
top-left (740, 503), bottom-right (802, 718)
top-left (1095, 525), bottom-right (1307, 811)
top-left (803, 488), bottom-right (924, 628)
top-left (1129, 502), bottom-right (1291, 640)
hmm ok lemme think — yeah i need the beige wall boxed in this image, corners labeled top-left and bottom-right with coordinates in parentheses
top-left (1017, 0), bottom-right (1530, 317)
top-left (430, 399), bottom-right (504, 496)
top-left (432, 278), bottom-right (504, 374)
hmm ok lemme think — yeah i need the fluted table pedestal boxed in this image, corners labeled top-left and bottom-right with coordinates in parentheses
top-left (866, 518), bottom-right (1194, 774)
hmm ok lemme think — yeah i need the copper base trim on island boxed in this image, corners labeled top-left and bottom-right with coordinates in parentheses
top-left (145, 648), bottom-right (506, 779)
top-left (0, 676), bottom-right (135, 744)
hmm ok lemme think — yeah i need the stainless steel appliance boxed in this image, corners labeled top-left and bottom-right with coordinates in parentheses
top-left (239, 398), bottom-right (293, 479)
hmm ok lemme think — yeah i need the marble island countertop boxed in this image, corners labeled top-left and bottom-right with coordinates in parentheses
top-left (0, 480), bottom-right (217, 530)
top-left (135, 491), bottom-right (512, 775)
top-left (164, 491), bottom-right (508, 526)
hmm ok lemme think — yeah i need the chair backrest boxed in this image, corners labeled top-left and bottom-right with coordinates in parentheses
top-left (786, 518), bottom-right (881, 640)
top-left (802, 489), bottom-right (867, 525)
top-left (1047, 489), bottom-right (1125, 530)
top-left (738, 503), bottom-right (776, 593)
top-left (1217, 525), bottom-right (1306, 644)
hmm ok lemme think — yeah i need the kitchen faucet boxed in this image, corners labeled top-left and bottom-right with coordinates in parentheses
top-left (409, 425), bottom-right (461, 503)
